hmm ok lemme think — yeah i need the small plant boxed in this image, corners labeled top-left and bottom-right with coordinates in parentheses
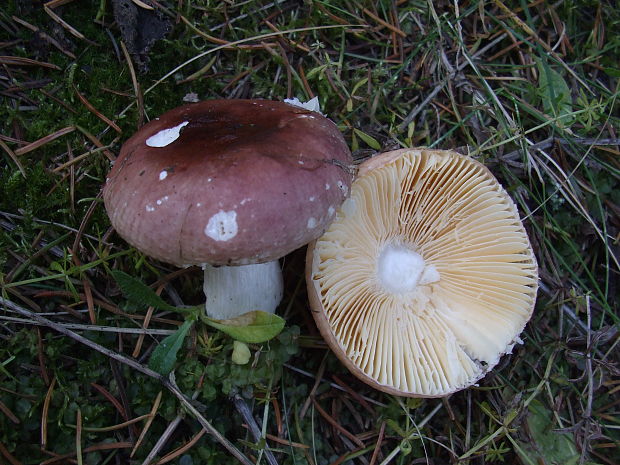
top-left (111, 270), bottom-right (285, 375)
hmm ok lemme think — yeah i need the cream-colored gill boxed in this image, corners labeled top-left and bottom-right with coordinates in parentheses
top-left (309, 148), bottom-right (538, 397)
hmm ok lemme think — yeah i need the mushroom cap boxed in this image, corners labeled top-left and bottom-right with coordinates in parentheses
top-left (306, 148), bottom-right (538, 397)
top-left (103, 99), bottom-right (353, 266)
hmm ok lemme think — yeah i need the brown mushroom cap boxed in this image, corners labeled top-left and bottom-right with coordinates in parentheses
top-left (306, 148), bottom-right (538, 397)
top-left (103, 99), bottom-right (353, 266)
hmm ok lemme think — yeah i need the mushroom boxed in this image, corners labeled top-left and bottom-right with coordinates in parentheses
top-left (104, 99), bottom-right (353, 320)
top-left (306, 148), bottom-right (538, 397)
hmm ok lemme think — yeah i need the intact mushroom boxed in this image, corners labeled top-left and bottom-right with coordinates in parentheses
top-left (104, 99), bottom-right (353, 319)
top-left (306, 148), bottom-right (538, 397)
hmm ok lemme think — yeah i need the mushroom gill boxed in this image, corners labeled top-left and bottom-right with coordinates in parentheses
top-left (307, 148), bottom-right (538, 397)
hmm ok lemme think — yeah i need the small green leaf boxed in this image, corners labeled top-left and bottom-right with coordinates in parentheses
top-left (536, 59), bottom-right (573, 126)
top-left (400, 439), bottom-right (412, 456)
top-left (111, 270), bottom-right (178, 312)
top-left (516, 400), bottom-right (580, 465)
top-left (231, 341), bottom-right (251, 365)
top-left (148, 320), bottom-right (194, 375)
top-left (204, 311), bottom-right (285, 343)
top-left (353, 128), bottom-right (382, 150)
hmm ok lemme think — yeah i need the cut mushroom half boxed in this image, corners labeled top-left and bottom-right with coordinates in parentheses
top-left (306, 148), bottom-right (538, 397)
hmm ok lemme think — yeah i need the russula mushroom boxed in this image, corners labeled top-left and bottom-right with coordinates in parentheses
top-left (306, 148), bottom-right (538, 397)
top-left (104, 99), bottom-right (353, 319)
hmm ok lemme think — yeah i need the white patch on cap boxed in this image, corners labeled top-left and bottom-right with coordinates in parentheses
top-left (283, 96), bottom-right (324, 115)
top-left (155, 195), bottom-right (169, 206)
top-left (325, 183), bottom-right (330, 190)
top-left (145, 204), bottom-right (155, 212)
top-left (159, 170), bottom-right (168, 181)
top-left (309, 196), bottom-right (315, 202)
top-left (337, 180), bottom-right (348, 195)
top-left (307, 217), bottom-right (317, 229)
top-left (205, 210), bottom-right (238, 242)
top-left (146, 121), bottom-right (189, 147)
top-left (328, 206), bottom-right (335, 216)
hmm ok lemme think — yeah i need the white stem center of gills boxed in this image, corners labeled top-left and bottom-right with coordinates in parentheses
top-left (377, 244), bottom-right (440, 294)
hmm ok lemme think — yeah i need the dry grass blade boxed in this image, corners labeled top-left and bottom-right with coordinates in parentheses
top-left (43, 5), bottom-right (85, 40)
top-left (300, 354), bottom-right (327, 419)
top-left (40, 377), bottom-right (56, 448)
top-left (0, 56), bottom-right (61, 69)
top-left (73, 84), bottom-right (122, 133)
top-left (0, 442), bottom-right (22, 465)
top-left (52, 145), bottom-right (112, 173)
top-left (90, 383), bottom-right (128, 421)
top-left (130, 391), bottom-right (162, 458)
top-left (261, 432), bottom-right (309, 449)
top-left (311, 397), bottom-right (364, 448)
top-left (368, 421), bottom-right (386, 465)
top-left (0, 139), bottom-right (25, 177)
top-left (75, 414), bottom-right (151, 433)
top-left (131, 0), bottom-right (154, 10)
top-left (75, 409), bottom-right (83, 465)
top-left (11, 16), bottom-right (76, 58)
top-left (39, 441), bottom-right (132, 465)
top-left (131, 284), bottom-right (162, 358)
top-left (155, 428), bottom-right (206, 465)
top-left (119, 41), bottom-right (144, 128)
top-left (75, 126), bottom-right (117, 161)
top-left (0, 400), bottom-right (20, 425)
top-left (362, 8), bottom-right (407, 38)
top-left (13, 126), bottom-right (75, 156)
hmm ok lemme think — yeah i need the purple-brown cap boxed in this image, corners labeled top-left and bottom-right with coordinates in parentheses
top-left (103, 99), bottom-right (353, 266)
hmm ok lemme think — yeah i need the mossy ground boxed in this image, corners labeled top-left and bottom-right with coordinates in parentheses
top-left (1, 1), bottom-right (619, 464)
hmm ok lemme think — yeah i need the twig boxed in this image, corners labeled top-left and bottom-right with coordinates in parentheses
top-left (0, 296), bottom-right (254, 465)
top-left (233, 395), bottom-right (279, 465)
top-left (141, 415), bottom-right (182, 465)
top-left (0, 316), bottom-right (176, 335)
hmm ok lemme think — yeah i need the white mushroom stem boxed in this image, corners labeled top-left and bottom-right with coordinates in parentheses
top-left (202, 261), bottom-right (284, 320)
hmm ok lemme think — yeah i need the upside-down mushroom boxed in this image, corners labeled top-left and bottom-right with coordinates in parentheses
top-left (306, 148), bottom-right (538, 397)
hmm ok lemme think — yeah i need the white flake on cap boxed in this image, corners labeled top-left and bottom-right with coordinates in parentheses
top-left (283, 96), bottom-right (324, 115)
top-left (159, 170), bottom-right (168, 180)
top-left (205, 210), bottom-right (238, 242)
top-left (337, 180), bottom-right (348, 195)
top-left (307, 217), bottom-right (317, 229)
top-left (146, 121), bottom-right (189, 147)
